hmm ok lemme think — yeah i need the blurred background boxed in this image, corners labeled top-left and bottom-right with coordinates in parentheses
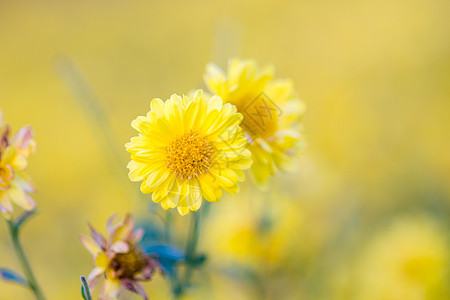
top-left (0, 0), bottom-right (449, 299)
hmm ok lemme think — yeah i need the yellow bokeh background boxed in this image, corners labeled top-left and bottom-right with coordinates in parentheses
top-left (1, 0), bottom-right (449, 299)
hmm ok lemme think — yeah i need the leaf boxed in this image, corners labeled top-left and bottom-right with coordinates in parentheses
top-left (190, 253), bottom-right (207, 267)
top-left (14, 209), bottom-right (37, 231)
top-left (142, 244), bottom-right (185, 275)
top-left (80, 276), bottom-right (92, 300)
top-left (0, 268), bottom-right (27, 285)
top-left (144, 244), bottom-right (185, 261)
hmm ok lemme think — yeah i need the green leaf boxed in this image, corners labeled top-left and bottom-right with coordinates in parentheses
top-left (80, 276), bottom-right (92, 300)
top-left (14, 209), bottom-right (37, 231)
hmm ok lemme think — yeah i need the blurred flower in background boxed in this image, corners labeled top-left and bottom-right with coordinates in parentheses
top-left (351, 215), bottom-right (449, 300)
top-left (205, 59), bottom-right (306, 187)
top-left (203, 194), bottom-right (304, 299)
top-left (0, 111), bottom-right (36, 218)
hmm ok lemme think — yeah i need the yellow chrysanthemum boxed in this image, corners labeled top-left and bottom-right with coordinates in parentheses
top-left (204, 58), bottom-right (306, 187)
top-left (0, 110), bottom-right (36, 218)
top-left (126, 90), bottom-right (252, 215)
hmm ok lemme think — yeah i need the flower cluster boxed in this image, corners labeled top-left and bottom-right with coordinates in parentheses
top-left (81, 58), bottom-right (305, 298)
top-left (0, 111), bottom-right (36, 218)
top-left (80, 214), bottom-right (160, 300)
top-left (127, 59), bottom-right (305, 214)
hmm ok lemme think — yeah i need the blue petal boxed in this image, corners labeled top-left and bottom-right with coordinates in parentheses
top-left (0, 268), bottom-right (27, 285)
top-left (143, 244), bottom-right (185, 262)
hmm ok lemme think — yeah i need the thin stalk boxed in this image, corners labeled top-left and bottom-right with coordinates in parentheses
top-left (164, 211), bottom-right (173, 244)
top-left (6, 220), bottom-right (45, 300)
top-left (183, 211), bottom-right (201, 285)
top-left (169, 271), bottom-right (183, 299)
top-left (55, 57), bottom-right (164, 220)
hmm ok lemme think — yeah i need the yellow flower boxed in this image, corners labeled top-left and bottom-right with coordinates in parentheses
top-left (126, 90), bottom-right (252, 215)
top-left (0, 110), bottom-right (36, 218)
top-left (80, 214), bottom-right (159, 300)
top-left (353, 215), bottom-right (448, 300)
top-left (204, 58), bottom-right (306, 187)
top-left (206, 196), bottom-right (302, 269)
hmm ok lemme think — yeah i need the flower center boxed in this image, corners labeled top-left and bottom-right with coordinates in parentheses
top-left (109, 246), bottom-right (146, 279)
top-left (234, 99), bottom-right (278, 140)
top-left (166, 130), bottom-right (214, 180)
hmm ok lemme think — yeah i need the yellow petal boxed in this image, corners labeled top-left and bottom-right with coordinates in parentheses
top-left (79, 234), bottom-right (101, 255)
top-left (140, 181), bottom-right (152, 194)
top-left (127, 160), bottom-right (152, 182)
top-left (102, 278), bottom-right (120, 298)
top-left (187, 180), bottom-right (202, 211)
top-left (11, 155), bottom-right (27, 170)
top-left (176, 184), bottom-right (191, 215)
top-left (167, 179), bottom-right (180, 208)
top-left (207, 95), bottom-right (223, 113)
top-left (0, 193), bottom-right (13, 218)
top-left (177, 205), bottom-right (191, 216)
top-left (7, 185), bottom-right (35, 211)
top-left (210, 169), bottom-right (237, 187)
top-left (145, 168), bottom-right (170, 189)
top-left (160, 199), bottom-right (170, 210)
top-left (223, 183), bottom-right (239, 194)
top-left (87, 267), bottom-right (105, 284)
top-left (95, 252), bottom-right (110, 269)
top-left (199, 177), bottom-right (217, 203)
top-left (150, 98), bottom-right (165, 117)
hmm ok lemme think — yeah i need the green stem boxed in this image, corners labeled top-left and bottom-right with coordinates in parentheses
top-left (164, 211), bottom-right (173, 244)
top-left (6, 220), bottom-right (45, 300)
top-left (169, 271), bottom-right (183, 299)
top-left (183, 211), bottom-right (201, 286)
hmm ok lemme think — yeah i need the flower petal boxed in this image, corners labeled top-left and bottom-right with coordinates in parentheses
top-left (102, 278), bottom-right (120, 299)
top-left (79, 234), bottom-right (101, 255)
top-left (7, 185), bottom-right (35, 211)
top-left (110, 241), bottom-right (129, 253)
top-left (87, 267), bottom-right (105, 286)
top-left (95, 252), bottom-right (110, 269)
top-left (145, 168), bottom-right (170, 189)
top-left (187, 180), bottom-right (202, 211)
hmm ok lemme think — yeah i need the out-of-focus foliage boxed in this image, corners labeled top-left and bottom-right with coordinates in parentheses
top-left (0, 0), bottom-right (449, 299)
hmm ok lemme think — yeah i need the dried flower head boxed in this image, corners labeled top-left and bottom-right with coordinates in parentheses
top-left (80, 214), bottom-right (159, 300)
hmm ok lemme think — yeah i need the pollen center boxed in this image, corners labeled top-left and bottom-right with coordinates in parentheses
top-left (109, 245), bottom-right (146, 279)
top-left (234, 99), bottom-right (278, 140)
top-left (166, 130), bottom-right (214, 180)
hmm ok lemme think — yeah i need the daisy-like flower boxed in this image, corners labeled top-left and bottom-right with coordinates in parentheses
top-left (126, 89), bottom-right (252, 215)
top-left (204, 59), bottom-right (306, 187)
top-left (0, 110), bottom-right (36, 218)
top-left (80, 214), bottom-right (159, 300)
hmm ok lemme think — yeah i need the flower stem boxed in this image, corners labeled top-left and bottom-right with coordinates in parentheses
top-left (6, 219), bottom-right (45, 300)
top-left (164, 211), bottom-right (173, 244)
top-left (183, 211), bottom-right (201, 286)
